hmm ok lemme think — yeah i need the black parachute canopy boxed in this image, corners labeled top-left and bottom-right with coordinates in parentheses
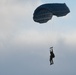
top-left (33, 3), bottom-right (70, 23)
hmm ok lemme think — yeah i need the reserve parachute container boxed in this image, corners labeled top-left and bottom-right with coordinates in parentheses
top-left (33, 3), bottom-right (70, 23)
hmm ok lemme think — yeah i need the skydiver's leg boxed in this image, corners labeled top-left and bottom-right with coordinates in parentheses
top-left (50, 58), bottom-right (54, 65)
top-left (50, 58), bottom-right (53, 65)
top-left (52, 59), bottom-right (54, 64)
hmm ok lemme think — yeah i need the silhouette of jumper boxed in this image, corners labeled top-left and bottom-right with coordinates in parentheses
top-left (50, 47), bottom-right (55, 65)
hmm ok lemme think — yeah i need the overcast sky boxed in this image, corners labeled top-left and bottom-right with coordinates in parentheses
top-left (0, 0), bottom-right (76, 75)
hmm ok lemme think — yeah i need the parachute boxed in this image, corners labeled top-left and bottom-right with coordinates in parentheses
top-left (33, 3), bottom-right (70, 23)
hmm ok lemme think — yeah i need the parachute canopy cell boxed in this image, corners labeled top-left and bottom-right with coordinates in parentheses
top-left (33, 3), bottom-right (70, 23)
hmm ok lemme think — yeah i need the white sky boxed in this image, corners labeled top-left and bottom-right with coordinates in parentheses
top-left (0, 0), bottom-right (76, 75)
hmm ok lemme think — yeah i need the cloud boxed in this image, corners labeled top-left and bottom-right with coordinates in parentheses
top-left (0, 0), bottom-right (42, 47)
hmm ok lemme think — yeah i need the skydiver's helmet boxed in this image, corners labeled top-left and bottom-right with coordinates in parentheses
top-left (50, 47), bottom-right (53, 49)
top-left (50, 47), bottom-right (53, 52)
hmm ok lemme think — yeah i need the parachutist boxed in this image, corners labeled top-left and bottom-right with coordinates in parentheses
top-left (50, 47), bottom-right (55, 65)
